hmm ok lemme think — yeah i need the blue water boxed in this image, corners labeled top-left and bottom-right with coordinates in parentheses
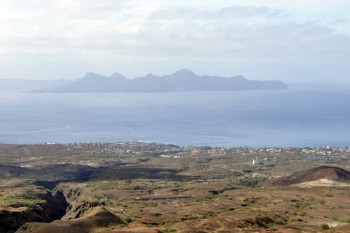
top-left (0, 89), bottom-right (349, 147)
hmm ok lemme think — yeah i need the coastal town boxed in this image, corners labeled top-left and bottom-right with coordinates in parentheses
top-left (60, 141), bottom-right (350, 159)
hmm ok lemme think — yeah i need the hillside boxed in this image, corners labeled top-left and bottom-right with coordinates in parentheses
top-left (16, 207), bottom-right (123, 233)
top-left (3, 144), bottom-right (350, 232)
top-left (272, 166), bottom-right (350, 186)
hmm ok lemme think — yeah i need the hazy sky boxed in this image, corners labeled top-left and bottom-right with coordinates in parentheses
top-left (0, 0), bottom-right (349, 84)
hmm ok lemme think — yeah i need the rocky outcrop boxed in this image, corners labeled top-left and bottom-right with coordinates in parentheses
top-left (53, 183), bottom-right (105, 220)
top-left (62, 200), bottom-right (104, 220)
top-left (0, 188), bottom-right (68, 233)
top-left (0, 181), bottom-right (110, 233)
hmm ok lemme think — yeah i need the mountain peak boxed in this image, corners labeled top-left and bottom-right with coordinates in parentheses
top-left (82, 72), bottom-right (106, 80)
top-left (145, 73), bottom-right (158, 78)
top-left (110, 72), bottom-right (126, 80)
top-left (172, 69), bottom-right (196, 77)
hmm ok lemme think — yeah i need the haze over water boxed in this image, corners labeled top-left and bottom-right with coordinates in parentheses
top-left (0, 88), bottom-right (349, 147)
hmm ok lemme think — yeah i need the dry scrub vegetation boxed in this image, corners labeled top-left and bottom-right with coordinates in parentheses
top-left (0, 143), bottom-right (350, 232)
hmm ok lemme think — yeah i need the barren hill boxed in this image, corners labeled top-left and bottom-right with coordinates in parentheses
top-left (272, 166), bottom-right (350, 186)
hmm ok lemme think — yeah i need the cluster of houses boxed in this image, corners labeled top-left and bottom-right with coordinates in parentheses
top-left (59, 142), bottom-right (350, 161)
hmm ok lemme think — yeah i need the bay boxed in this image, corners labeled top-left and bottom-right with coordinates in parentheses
top-left (0, 89), bottom-right (349, 147)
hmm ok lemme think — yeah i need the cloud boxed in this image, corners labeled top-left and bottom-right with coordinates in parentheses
top-left (0, 0), bottom-right (350, 83)
top-left (217, 5), bottom-right (284, 19)
top-left (150, 5), bottom-right (284, 22)
top-left (2, 3), bottom-right (348, 57)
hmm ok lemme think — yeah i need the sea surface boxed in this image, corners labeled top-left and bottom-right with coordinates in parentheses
top-left (0, 89), bottom-right (349, 147)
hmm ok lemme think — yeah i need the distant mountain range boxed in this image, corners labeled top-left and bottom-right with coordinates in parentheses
top-left (53, 69), bottom-right (288, 92)
top-left (0, 69), bottom-right (288, 92)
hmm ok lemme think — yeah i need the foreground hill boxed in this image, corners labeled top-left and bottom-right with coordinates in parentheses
top-left (3, 144), bottom-right (350, 232)
top-left (272, 166), bottom-right (350, 186)
top-left (53, 69), bottom-right (288, 93)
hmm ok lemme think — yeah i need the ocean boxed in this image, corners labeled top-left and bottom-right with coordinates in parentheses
top-left (0, 88), bottom-right (349, 147)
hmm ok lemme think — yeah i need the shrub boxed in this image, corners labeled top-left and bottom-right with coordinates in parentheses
top-left (239, 177), bottom-right (267, 187)
top-left (121, 216), bottom-right (133, 224)
top-left (158, 229), bottom-right (176, 233)
top-left (320, 224), bottom-right (330, 230)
